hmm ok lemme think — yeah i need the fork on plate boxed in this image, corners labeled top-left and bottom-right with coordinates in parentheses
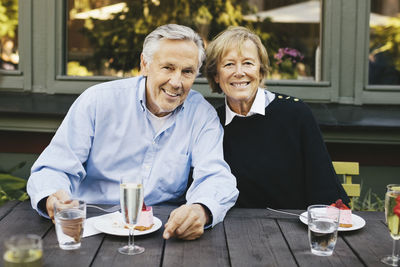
top-left (266, 207), bottom-right (307, 219)
top-left (86, 204), bottom-right (120, 213)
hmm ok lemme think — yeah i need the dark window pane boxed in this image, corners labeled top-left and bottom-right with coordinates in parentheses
top-left (0, 0), bottom-right (19, 71)
top-left (369, 0), bottom-right (400, 85)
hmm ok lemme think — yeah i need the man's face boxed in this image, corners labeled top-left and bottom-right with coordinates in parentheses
top-left (141, 39), bottom-right (199, 117)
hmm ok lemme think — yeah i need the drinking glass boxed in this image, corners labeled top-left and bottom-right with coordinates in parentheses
top-left (118, 175), bottom-right (145, 255)
top-left (3, 234), bottom-right (42, 267)
top-left (382, 184), bottom-right (400, 266)
top-left (54, 200), bottom-right (86, 250)
top-left (307, 204), bottom-right (340, 256)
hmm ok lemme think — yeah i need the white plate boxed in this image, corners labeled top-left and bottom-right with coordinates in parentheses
top-left (299, 212), bottom-right (366, 231)
top-left (94, 212), bottom-right (162, 236)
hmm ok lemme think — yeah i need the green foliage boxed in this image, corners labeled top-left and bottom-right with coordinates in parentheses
top-left (80, 0), bottom-right (255, 74)
top-left (74, 1), bottom-right (308, 79)
top-left (352, 188), bottom-right (384, 212)
top-left (67, 61), bottom-right (93, 76)
top-left (0, 162), bottom-right (29, 207)
top-left (370, 17), bottom-right (400, 72)
top-left (0, 0), bottom-right (18, 39)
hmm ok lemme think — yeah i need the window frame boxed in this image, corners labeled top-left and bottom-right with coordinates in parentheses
top-left (49, 0), bottom-right (335, 101)
top-left (354, 0), bottom-right (400, 104)
top-left (1, 0), bottom-right (400, 105)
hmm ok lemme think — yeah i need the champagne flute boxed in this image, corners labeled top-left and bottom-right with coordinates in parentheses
top-left (382, 184), bottom-right (400, 266)
top-left (118, 175), bottom-right (145, 255)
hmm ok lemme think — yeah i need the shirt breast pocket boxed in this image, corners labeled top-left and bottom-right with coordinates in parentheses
top-left (158, 153), bottom-right (191, 197)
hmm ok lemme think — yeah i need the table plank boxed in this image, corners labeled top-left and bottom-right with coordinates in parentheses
top-left (278, 218), bottom-right (363, 267)
top-left (225, 216), bottom-right (297, 267)
top-left (355, 211), bottom-right (385, 221)
top-left (0, 200), bottom-right (19, 220)
top-left (342, 219), bottom-right (392, 266)
top-left (163, 222), bottom-right (229, 267)
top-left (90, 205), bottom-right (169, 266)
top-left (89, 232), bottom-right (164, 266)
top-left (42, 230), bottom-right (105, 267)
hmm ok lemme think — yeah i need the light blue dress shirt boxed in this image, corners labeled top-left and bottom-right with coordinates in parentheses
top-left (27, 76), bottom-right (238, 227)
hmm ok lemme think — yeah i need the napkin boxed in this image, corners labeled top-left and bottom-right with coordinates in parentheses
top-left (83, 211), bottom-right (121, 238)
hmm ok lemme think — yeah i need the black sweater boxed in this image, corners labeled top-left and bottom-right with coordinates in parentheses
top-left (217, 93), bottom-right (350, 209)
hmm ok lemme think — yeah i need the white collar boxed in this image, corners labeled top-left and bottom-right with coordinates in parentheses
top-left (225, 88), bottom-right (275, 126)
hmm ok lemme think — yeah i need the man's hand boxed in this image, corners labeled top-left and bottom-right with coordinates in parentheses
top-left (163, 204), bottom-right (210, 240)
top-left (46, 189), bottom-right (70, 222)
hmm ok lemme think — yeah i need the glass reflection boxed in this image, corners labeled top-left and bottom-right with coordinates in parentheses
top-left (67, 0), bottom-right (321, 81)
top-left (244, 0), bottom-right (321, 81)
top-left (369, 0), bottom-right (400, 85)
top-left (0, 0), bottom-right (19, 71)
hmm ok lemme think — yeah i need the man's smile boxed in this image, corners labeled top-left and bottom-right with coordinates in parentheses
top-left (162, 88), bottom-right (181, 97)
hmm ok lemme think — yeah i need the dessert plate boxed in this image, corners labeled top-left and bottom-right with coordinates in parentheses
top-left (299, 212), bottom-right (366, 231)
top-left (94, 212), bottom-right (162, 236)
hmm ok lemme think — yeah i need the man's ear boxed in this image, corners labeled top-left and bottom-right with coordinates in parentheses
top-left (140, 54), bottom-right (148, 76)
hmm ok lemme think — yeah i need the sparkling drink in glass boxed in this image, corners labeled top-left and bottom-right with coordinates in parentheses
top-left (54, 200), bottom-right (86, 250)
top-left (3, 234), bottom-right (43, 267)
top-left (308, 205), bottom-right (340, 256)
top-left (381, 184), bottom-right (400, 266)
top-left (118, 176), bottom-right (145, 255)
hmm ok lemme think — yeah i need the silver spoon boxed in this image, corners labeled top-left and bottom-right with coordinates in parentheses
top-left (266, 207), bottom-right (307, 219)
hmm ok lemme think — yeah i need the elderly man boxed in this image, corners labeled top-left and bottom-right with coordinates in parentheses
top-left (27, 24), bottom-right (238, 241)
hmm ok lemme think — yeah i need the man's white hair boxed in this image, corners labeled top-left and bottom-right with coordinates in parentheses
top-left (142, 24), bottom-right (205, 72)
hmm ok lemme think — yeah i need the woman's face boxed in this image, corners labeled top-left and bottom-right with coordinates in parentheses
top-left (214, 39), bottom-right (261, 112)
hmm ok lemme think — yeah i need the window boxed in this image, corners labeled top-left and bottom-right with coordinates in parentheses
top-left (0, 0), bottom-right (31, 92)
top-left (369, 0), bottom-right (400, 86)
top-left (0, 0), bottom-right (19, 71)
top-left (245, 0), bottom-right (321, 82)
top-left (66, 0), bottom-right (321, 83)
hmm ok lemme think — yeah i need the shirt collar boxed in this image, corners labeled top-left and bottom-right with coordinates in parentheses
top-left (225, 88), bottom-right (273, 126)
top-left (138, 76), bottom-right (147, 112)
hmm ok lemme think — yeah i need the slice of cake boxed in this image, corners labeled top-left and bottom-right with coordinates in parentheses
top-left (330, 199), bottom-right (352, 228)
top-left (135, 203), bottom-right (154, 231)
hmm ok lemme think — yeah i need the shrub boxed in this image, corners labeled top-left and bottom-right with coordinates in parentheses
top-left (0, 162), bottom-right (29, 206)
top-left (352, 188), bottom-right (384, 212)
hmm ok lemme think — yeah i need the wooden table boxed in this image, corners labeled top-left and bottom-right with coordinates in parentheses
top-left (0, 201), bottom-right (392, 266)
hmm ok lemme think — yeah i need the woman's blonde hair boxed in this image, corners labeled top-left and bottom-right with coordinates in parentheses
top-left (204, 26), bottom-right (269, 94)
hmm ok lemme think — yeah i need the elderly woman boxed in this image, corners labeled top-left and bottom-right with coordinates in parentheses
top-left (205, 26), bottom-right (349, 209)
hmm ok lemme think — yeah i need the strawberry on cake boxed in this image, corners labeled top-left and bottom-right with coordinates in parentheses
top-left (135, 203), bottom-right (154, 231)
top-left (330, 199), bottom-right (352, 228)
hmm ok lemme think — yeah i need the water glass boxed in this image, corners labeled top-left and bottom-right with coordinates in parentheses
top-left (54, 199), bottom-right (86, 250)
top-left (308, 204), bottom-right (340, 256)
top-left (3, 234), bottom-right (43, 267)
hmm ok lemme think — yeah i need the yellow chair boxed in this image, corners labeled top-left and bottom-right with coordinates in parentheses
top-left (332, 161), bottom-right (360, 209)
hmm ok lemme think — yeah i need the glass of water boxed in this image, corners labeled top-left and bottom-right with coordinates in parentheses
top-left (307, 204), bottom-right (340, 256)
top-left (54, 200), bottom-right (86, 250)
